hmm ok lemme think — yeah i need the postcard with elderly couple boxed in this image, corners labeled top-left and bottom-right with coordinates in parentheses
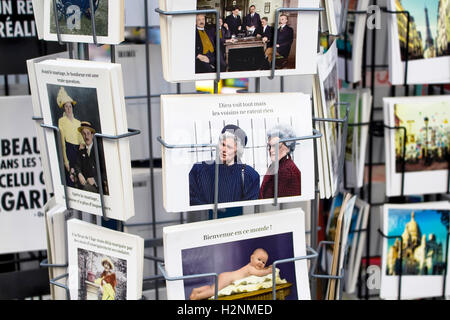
top-left (158, 0), bottom-right (320, 82)
top-left (160, 92), bottom-right (315, 213)
top-left (67, 219), bottom-right (144, 300)
top-left (163, 208), bottom-right (310, 300)
top-left (380, 201), bottom-right (450, 300)
top-left (33, 58), bottom-right (134, 221)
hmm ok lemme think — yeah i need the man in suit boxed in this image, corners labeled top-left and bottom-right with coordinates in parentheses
top-left (264, 14), bottom-right (294, 65)
top-left (275, 14), bottom-right (294, 59)
top-left (224, 6), bottom-right (242, 36)
top-left (258, 17), bottom-right (273, 47)
top-left (195, 14), bottom-right (217, 73)
top-left (71, 121), bottom-right (107, 194)
top-left (219, 18), bottom-right (231, 40)
top-left (243, 5), bottom-right (261, 36)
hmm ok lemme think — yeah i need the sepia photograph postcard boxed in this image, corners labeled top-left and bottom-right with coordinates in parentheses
top-left (35, 59), bottom-right (134, 220)
top-left (159, 0), bottom-right (320, 81)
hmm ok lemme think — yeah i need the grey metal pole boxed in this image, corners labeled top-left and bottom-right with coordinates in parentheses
top-left (144, 0), bottom-right (159, 300)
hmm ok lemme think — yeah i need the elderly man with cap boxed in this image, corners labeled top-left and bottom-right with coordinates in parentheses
top-left (71, 121), bottom-right (107, 194)
top-left (259, 124), bottom-right (301, 199)
top-left (56, 87), bottom-right (84, 187)
top-left (189, 124), bottom-right (260, 206)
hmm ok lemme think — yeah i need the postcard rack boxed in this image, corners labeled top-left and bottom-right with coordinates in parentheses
top-left (20, 0), bottom-right (353, 301)
top-left (152, 6), bottom-right (353, 300)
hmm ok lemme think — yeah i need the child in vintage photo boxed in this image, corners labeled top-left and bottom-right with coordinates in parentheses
top-left (94, 257), bottom-right (117, 300)
top-left (189, 248), bottom-right (272, 300)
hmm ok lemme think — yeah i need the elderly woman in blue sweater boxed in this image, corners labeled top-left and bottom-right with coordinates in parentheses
top-left (189, 124), bottom-right (260, 206)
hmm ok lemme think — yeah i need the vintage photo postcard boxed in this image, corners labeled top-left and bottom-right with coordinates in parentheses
top-left (381, 202), bottom-right (450, 299)
top-left (388, 0), bottom-right (450, 85)
top-left (160, 92), bottom-right (315, 213)
top-left (44, 0), bottom-right (124, 44)
top-left (67, 219), bottom-right (144, 300)
top-left (163, 208), bottom-right (310, 300)
top-left (35, 59), bottom-right (134, 220)
top-left (27, 51), bottom-right (70, 195)
top-left (383, 95), bottom-right (450, 197)
top-left (159, 0), bottom-right (320, 81)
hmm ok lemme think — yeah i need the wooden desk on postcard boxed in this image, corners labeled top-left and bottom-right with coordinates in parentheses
top-left (224, 37), bottom-right (267, 72)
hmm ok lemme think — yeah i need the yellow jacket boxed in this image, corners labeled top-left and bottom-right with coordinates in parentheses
top-left (58, 114), bottom-right (84, 168)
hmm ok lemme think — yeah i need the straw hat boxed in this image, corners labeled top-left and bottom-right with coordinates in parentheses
top-left (101, 257), bottom-right (114, 270)
top-left (57, 87), bottom-right (77, 108)
top-left (77, 121), bottom-right (96, 134)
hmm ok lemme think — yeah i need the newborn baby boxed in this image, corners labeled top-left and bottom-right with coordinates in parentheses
top-left (189, 248), bottom-right (273, 300)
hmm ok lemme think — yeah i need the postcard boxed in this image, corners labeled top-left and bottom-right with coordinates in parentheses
top-left (35, 59), bottom-right (134, 220)
top-left (161, 92), bottom-right (314, 212)
top-left (44, 0), bottom-right (124, 44)
top-left (67, 219), bottom-right (144, 300)
top-left (387, 0), bottom-right (450, 85)
top-left (159, 0), bottom-right (320, 82)
top-left (27, 51), bottom-right (70, 195)
top-left (383, 95), bottom-right (450, 196)
top-left (163, 208), bottom-right (310, 300)
top-left (381, 202), bottom-right (450, 299)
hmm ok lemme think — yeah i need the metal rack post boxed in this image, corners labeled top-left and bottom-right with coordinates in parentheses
top-left (52, 0), bottom-right (102, 45)
top-left (271, 247), bottom-right (319, 300)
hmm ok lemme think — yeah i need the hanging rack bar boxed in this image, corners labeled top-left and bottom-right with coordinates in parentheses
top-left (271, 246), bottom-right (319, 300)
top-left (88, 0), bottom-right (98, 45)
top-left (39, 259), bottom-right (67, 269)
top-left (39, 121), bottom-right (140, 219)
top-left (52, 0), bottom-right (63, 45)
top-left (49, 273), bottom-right (71, 300)
top-left (158, 262), bottom-right (220, 300)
